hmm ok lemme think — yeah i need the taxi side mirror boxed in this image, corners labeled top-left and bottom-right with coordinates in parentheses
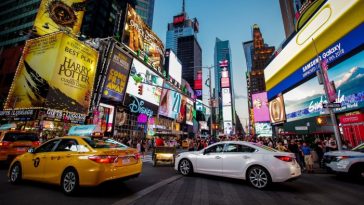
top-left (28, 147), bottom-right (35, 154)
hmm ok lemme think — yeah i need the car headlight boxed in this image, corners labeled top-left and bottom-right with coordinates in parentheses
top-left (336, 156), bottom-right (350, 161)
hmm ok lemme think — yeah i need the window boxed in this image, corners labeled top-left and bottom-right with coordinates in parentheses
top-left (205, 144), bottom-right (224, 154)
top-left (224, 144), bottom-right (256, 153)
top-left (55, 139), bottom-right (78, 152)
top-left (36, 140), bottom-right (60, 153)
top-left (82, 137), bottom-right (128, 149)
top-left (3, 132), bottom-right (39, 142)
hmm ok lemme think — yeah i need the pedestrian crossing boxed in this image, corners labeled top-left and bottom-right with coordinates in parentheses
top-left (142, 154), bottom-right (153, 164)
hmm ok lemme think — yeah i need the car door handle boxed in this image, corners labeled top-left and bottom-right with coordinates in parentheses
top-left (215, 156), bottom-right (221, 159)
top-left (243, 156), bottom-right (250, 159)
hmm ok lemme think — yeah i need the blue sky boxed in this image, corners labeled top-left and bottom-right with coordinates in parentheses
top-left (152, 0), bottom-right (286, 126)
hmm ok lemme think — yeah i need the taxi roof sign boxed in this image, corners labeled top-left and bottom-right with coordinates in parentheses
top-left (68, 125), bottom-right (101, 136)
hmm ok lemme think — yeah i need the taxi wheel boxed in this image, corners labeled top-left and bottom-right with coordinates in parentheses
top-left (61, 168), bottom-right (79, 195)
top-left (179, 159), bottom-right (193, 176)
top-left (247, 166), bottom-right (271, 189)
top-left (9, 162), bottom-right (22, 184)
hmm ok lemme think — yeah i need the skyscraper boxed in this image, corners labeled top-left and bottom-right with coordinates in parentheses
top-left (165, 0), bottom-right (199, 54)
top-left (279, 0), bottom-right (305, 37)
top-left (135, 0), bottom-right (155, 28)
top-left (214, 38), bottom-right (235, 135)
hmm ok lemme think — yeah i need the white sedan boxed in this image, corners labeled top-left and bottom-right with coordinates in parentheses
top-left (174, 141), bottom-right (301, 189)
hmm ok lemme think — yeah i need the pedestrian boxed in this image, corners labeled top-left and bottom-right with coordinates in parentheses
top-left (188, 139), bottom-right (195, 151)
top-left (325, 137), bottom-right (337, 152)
top-left (302, 142), bottom-right (314, 173)
top-left (276, 141), bottom-right (288, 152)
top-left (314, 139), bottom-right (324, 168)
top-left (288, 140), bottom-right (304, 169)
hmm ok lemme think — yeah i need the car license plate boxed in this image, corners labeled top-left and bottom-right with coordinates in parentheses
top-left (122, 158), bottom-right (130, 165)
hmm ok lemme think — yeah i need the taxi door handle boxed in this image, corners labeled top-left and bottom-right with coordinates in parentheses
top-left (215, 156), bottom-right (221, 159)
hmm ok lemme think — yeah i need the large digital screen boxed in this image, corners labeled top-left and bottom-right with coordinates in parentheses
top-left (284, 51), bottom-right (364, 122)
top-left (255, 122), bottom-right (272, 136)
top-left (221, 77), bottom-right (230, 88)
top-left (177, 95), bottom-right (187, 123)
top-left (224, 121), bottom-right (233, 135)
top-left (222, 88), bottom-right (231, 106)
top-left (4, 33), bottom-right (98, 114)
top-left (223, 106), bottom-right (232, 121)
top-left (98, 103), bottom-right (114, 133)
top-left (124, 58), bottom-right (163, 116)
top-left (33, 0), bottom-right (86, 36)
top-left (252, 92), bottom-right (270, 122)
top-left (102, 47), bottom-right (132, 102)
top-left (122, 4), bottom-right (164, 73)
top-left (186, 98), bottom-right (194, 125)
top-left (269, 95), bottom-right (286, 124)
top-left (165, 49), bottom-right (182, 84)
top-left (159, 83), bottom-right (181, 119)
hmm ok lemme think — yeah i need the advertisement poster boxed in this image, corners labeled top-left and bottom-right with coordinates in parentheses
top-left (269, 95), bottom-right (286, 124)
top-left (222, 88), bottom-right (231, 106)
top-left (33, 0), bottom-right (86, 36)
top-left (284, 51), bottom-right (364, 122)
top-left (177, 96), bottom-right (187, 123)
top-left (255, 122), bottom-right (272, 136)
top-left (102, 47), bottom-right (132, 102)
top-left (165, 49), bottom-right (182, 84)
top-left (159, 83), bottom-right (182, 119)
top-left (186, 98), bottom-right (194, 125)
top-left (224, 121), bottom-right (233, 135)
top-left (98, 103), bottom-right (114, 133)
top-left (221, 77), bottom-right (230, 88)
top-left (124, 58), bottom-right (163, 116)
top-left (223, 106), bottom-right (233, 121)
top-left (252, 92), bottom-right (270, 122)
top-left (122, 4), bottom-right (164, 73)
top-left (5, 33), bottom-right (98, 114)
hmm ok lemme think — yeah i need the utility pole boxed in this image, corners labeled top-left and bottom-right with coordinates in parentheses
top-left (208, 66), bottom-right (214, 138)
top-left (312, 38), bottom-right (342, 151)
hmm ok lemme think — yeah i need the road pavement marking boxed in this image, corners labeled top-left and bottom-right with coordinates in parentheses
top-left (112, 174), bottom-right (183, 205)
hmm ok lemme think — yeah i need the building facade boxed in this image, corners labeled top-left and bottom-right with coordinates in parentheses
top-left (214, 38), bottom-right (235, 135)
top-left (135, 0), bottom-right (155, 28)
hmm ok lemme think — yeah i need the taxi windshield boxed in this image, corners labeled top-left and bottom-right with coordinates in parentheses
top-left (82, 137), bottom-right (128, 149)
top-left (352, 143), bottom-right (364, 153)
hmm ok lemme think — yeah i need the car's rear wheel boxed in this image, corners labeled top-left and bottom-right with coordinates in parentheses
top-left (179, 159), bottom-right (193, 176)
top-left (247, 166), bottom-right (271, 189)
top-left (349, 164), bottom-right (364, 179)
top-left (9, 162), bottom-right (22, 184)
top-left (61, 168), bottom-right (79, 195)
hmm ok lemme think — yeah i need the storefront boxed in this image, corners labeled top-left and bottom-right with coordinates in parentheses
top-left (339, 113), bottom-right (364, 147)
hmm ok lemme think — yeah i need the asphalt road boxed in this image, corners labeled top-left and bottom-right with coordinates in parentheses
top-left (1, 159), bottom-right (363, 205)
top-left (0, 159), bottom-right (176, 205)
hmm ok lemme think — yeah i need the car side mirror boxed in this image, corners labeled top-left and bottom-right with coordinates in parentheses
top-left (28, 147), bottom-right (35, 154)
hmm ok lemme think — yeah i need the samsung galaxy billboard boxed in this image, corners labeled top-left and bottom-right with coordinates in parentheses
top-left (284, 51), bottom-right (364, 122)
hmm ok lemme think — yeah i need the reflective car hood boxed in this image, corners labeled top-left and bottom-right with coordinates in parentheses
top-left (324, 150), bottom-right (364, 157)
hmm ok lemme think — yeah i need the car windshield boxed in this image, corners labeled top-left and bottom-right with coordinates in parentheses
top-left (3, 132), bottom-right (39, 142)
top-left (252, 143), bottom-right (278, 152)
top-left (352, 143), bottom-right (364, 153)
top-left (82, 137), bottom-right (128, 149)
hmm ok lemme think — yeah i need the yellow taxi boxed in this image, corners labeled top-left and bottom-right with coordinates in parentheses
top-left (8, 135), bottom-right (142, 195)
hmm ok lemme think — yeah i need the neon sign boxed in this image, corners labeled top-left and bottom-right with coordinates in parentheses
top-left (129, 96), bottom-right (154, 118)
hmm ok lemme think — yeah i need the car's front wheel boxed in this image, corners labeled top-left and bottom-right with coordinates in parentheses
top-left (179, 159), bottom-right (193, 176)
top-left (247, 166), bottom-right (271, 189)
top-left (9, 162), bottom-right (22, 184)
top-left (61, 168), bottom-right (79, 195)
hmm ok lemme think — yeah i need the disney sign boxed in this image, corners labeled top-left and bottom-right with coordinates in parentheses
top-left (128, 95), bottom-right (154, 118)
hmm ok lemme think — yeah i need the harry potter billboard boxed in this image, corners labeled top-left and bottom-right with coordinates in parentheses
top-left (5, 32), bottom-right (98, 114)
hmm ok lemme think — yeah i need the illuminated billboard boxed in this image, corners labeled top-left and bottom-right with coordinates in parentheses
top-left (222, 88), bottom-right (231, 106)
top-left (186, 98), bottom-right (194, 125)
top-left (224, 121), bottom-right (233, 135)
top-left (221, 77), bottom-right (230, 88)
top-left (223, 106), bottom-right (232, 121)
top-left (255, 122), bottom-right (272, 136)
top-left (252, 92), bottom-right (270, 122)
top-left (165, 49), bottom-right (182, 84)
top-left (102, 47), bottom-right (132, 102)
top-left (5, 32), bottom-right (98, 114)
top-left (177, 95), bottom-right (187, 123)
top-left (33, 0), bottom-right (86, 36)
top-left (269, 95), bottom-right (286, 124)
top-left (284, 51), bottom-right (364, 122)
top-left (159, 83), bottom-right (182, 119)
top-left (124, 58), bottom-right (163, 117)
top-left (122, 4), bottom-right (164, 73)
top-left (98, 103), bottom-right (114, 133)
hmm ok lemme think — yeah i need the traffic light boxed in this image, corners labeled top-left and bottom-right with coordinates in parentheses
top-left (138, 84), bottom-right (143, 95)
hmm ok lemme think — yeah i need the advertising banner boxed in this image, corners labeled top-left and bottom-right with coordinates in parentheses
top-left (124, 58), bottom-right (163, 116)
top-left (284, 51), bottom-right (364, 122)
top-left (268, 23), bottom-right (364, 100)
top-left (252, 92), bottom-right (270, 122)
top-left (224, 121), bottom-right (233, 135)
top-left (223, 106), bottom-right (233, 121)
top-left (222, 88), bottom-right (231, 106)
top-left (177, 95), bottom-right (187, 123)
top-left (221, 77), bottom-right (230, 88)
top-left (33, 0), bottom-right (86, 36)
top-left (186, 98), bottom-right (194, 126)
top-left (98, 103), bottom-right (114, 133)
top-left (255, 122), bottom-right (272, 136)
top-left (102, 47), bottom-right (132, 102)
top-left (159, 83), bottom-right (182, 119)
top-left (269, 95), bottom-right (286, 124)
top-left (321, 59), bottom-right (337, 102)
top-left (122, 4), bottom-right (164, 73)
top-left (195, 99), bottom-right (203, 111)
top-left (5, 33), bottom-right (98, 114)
top-left (165, 49), bottom-right (182, 84)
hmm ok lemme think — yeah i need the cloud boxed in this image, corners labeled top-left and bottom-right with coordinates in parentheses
top-left (335, 66), bottom-right (358, 88)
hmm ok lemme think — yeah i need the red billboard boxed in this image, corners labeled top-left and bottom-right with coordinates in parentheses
top-left (221, 77), bottom-right (230, 88)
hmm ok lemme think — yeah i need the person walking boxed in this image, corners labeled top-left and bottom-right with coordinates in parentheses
top-left (188, 139), bottom-right (195, 151)
top-left (288, 140), bottom-right (304, 169)
top-left (276, 141), bottom-right (288, 152)
top-left (302, 142), bottom-right (314, 173)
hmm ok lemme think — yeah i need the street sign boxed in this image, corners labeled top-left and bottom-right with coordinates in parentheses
top-left (322, 103), bottom-right (341, 108)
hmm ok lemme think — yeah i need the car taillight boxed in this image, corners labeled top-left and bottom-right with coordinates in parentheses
top-left (32, 141), bottom-right (41, 147)
top-left (275, 156), bottom-right (293, 162)
top-left (88, 155), bottom-right (118, 163)
top-left (134, 153), bottom-right (141, 160)
top-left (0, 141), bottom-right (11, 148)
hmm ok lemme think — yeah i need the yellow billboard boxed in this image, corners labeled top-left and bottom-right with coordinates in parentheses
top-left (33, 0), bottom-right (86, 36)
top-left (5, 32), bottom-right (98, 114)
